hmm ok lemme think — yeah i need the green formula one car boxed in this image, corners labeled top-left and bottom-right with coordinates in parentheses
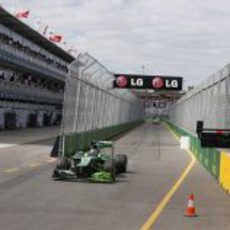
top-left (52, 141), bottom-right (127, 183)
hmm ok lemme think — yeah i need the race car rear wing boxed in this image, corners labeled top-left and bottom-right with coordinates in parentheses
top-left (196, 120), bottom-right (230, 148)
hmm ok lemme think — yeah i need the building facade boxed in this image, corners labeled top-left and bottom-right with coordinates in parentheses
top-left (0, 7), bottom-right (74, 129)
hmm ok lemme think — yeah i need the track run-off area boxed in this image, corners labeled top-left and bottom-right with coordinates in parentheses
top-left (0, 122), bottom-right (229, 230)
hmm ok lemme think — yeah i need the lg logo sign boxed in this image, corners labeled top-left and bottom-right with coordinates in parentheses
top-left (152, 77), bottom-right (164, 89)
top-left (152, 77), bottom-right (179, 89)
top-left (131, 78), bottom-right (143, 87)
top-left (117, 76), bottom-right (144, 87)
top-left (165, 79), bottom-right (179, 89)
top-left (114, 74), bottom-right (182, 90)
top-left (116, 75), bottom-right (127, 88)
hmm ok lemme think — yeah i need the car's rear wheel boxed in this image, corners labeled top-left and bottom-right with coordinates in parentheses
top-left (116, 154), bottom-right (127, 173)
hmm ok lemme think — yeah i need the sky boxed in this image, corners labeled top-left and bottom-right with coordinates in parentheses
top-left (2, 0), bottom-right (230, 87)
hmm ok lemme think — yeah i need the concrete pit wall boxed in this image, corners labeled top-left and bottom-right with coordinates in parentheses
top-left (52, 120), bottom-right (143, 158)
top-left (165, 119), bottom-right (230, 194)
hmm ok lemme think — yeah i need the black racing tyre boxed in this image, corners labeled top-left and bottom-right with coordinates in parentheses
top-left (116, 154), bottom-right (127, 173)
top-left (103, 159), bottom-right (116, 177)
top-left (56, 157), bottom-right (71, 170)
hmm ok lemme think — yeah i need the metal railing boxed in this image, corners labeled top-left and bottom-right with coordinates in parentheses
top-left (62, 53), bottom-right (144, 134)
top-left (168, 63), bottom-right (230, 133)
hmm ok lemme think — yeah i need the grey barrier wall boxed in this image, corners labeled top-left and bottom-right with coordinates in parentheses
top-left (168, 63), bottom-right (230, 132)
top-left (58, 53), bottom-right (145, 156)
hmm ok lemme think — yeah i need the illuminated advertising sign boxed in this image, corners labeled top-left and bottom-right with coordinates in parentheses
top-left (113, 74), bottom-right (183, 90)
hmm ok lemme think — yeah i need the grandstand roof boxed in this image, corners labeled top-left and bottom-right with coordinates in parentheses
top-left (0, 7), bottom-right (75, 63)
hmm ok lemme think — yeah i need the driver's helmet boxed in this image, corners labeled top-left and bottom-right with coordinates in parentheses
top-left (88, 148), bottom-right (97, 155)
top-left (91, 140), bottom-right (99, 150)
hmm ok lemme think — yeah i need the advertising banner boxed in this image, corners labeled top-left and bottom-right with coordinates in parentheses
top-left (113, 74), bottom-right (183, 90)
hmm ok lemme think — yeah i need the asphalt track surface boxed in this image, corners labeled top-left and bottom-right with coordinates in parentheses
top-left (0, 123), bottom-right (229, 230)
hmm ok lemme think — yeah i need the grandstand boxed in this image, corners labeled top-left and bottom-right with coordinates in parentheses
top-left (0, 6), bottom-right (74, 130)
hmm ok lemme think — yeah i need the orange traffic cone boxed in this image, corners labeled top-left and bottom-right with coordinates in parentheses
top-left (185, 194), bottom-right (197, 217)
